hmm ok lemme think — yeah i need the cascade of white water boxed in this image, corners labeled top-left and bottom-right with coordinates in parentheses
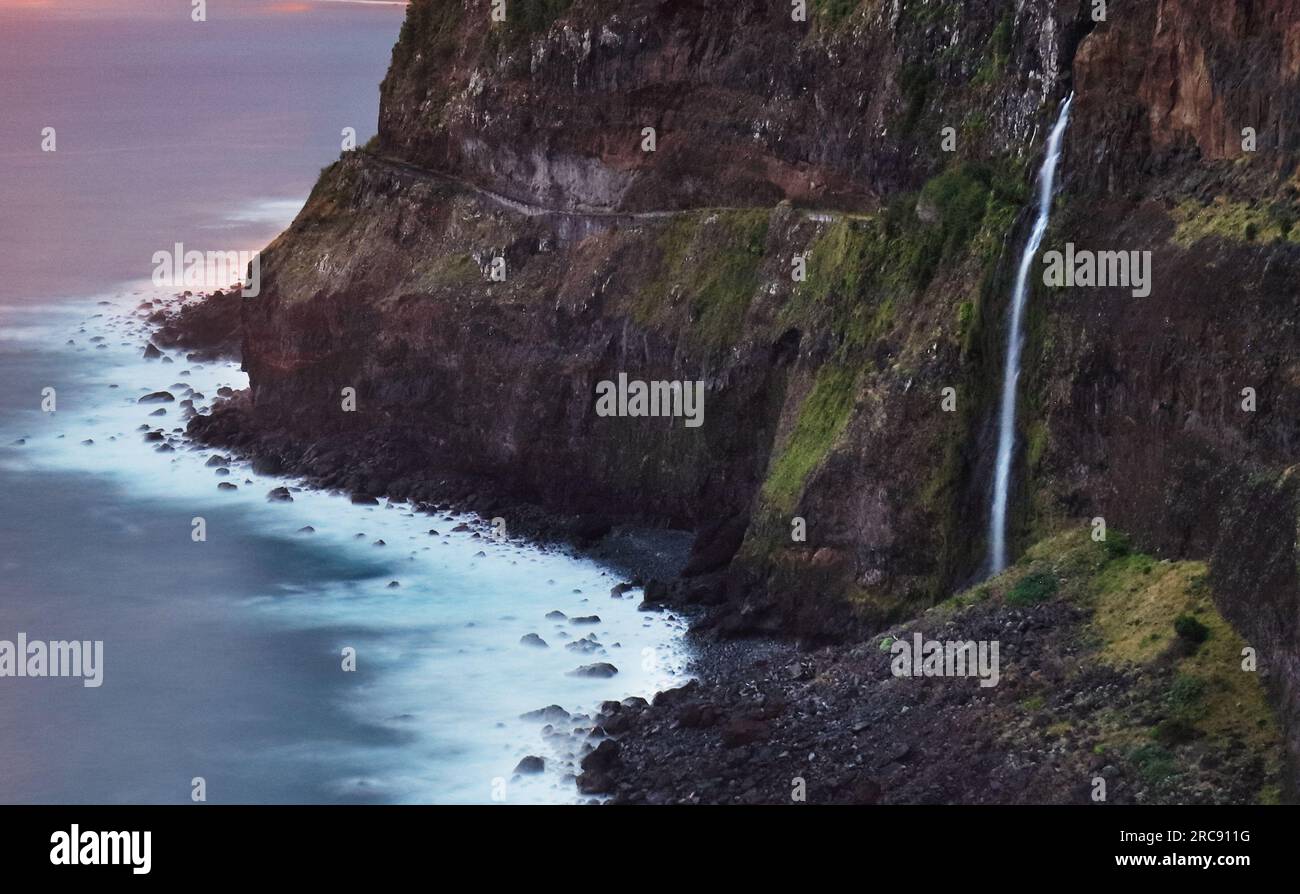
top-left (987, 94), bottom-right (1074, 575)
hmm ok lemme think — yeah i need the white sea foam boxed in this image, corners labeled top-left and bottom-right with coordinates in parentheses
top-left (6, 286), bottom-right (691, 803)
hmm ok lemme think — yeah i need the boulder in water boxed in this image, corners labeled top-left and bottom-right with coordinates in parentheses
top-left (513, 756), bottom-right (545, 775)
top-left (520, 705), bottom-right (570, 724)
top-left (137, 391), bottom-right (174, 403)
top-left (568, 662), bottom-right (618, 678)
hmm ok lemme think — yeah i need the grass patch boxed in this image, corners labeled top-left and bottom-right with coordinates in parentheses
top-left (1006, 571), bottom-right (1058, 606)
top-left (972, 12), bottom-right (1013, 86)
top-left (1025, 419), bottom-right (1049, 470)
top-left (906, 161), bottom-right (1025, 287)
top-left (413, 252), bottom-right (480, 290)
top-left (1129, 743), bottom-right (1178, 786)
top-left (1166, 672), bottom-right (1208, 722)
top-left (1020, 694), bottom-right (1046, 712)
top-left (1085, 543), bottom-right (1281, 755)
top-left (776, 157), bottom-right (1025, 366)
top-left (899, 0), bottom-right (958, 28)
top-left (1171, 196), bottom-right (1300, 247)
top-left (634, 209), bottom-right (770, 349)
top-left (932, 528), bottom-right (1284, 798)
top-left (485, 0), bottom-right (575, 48)
top-left (1101, 529), bottom-right (1132, 558)
top-left (813, 0), bottom-right (860, 25)
top-left (798, 218), bottom-right (878, 305)
top-left (760, 364), bottom-right (858, 514)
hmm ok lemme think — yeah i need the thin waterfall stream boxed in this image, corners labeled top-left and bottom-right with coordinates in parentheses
top-left (988, 94), bottom-right (1074, 575)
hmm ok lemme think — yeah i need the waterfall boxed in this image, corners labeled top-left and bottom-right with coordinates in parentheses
top-left (987, 94), bottom-right (1074, 575)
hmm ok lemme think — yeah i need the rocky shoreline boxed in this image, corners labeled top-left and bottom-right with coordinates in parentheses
top-left (151, 292), bottom-right (1291, 805)
top-left (591, 605), bottom-right (1281, 805)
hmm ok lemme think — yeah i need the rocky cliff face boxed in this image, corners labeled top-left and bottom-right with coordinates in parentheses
top-left (377, 0), bottom-right (1069, 212)
top-left (189, 0), bottom-right (1300, 765)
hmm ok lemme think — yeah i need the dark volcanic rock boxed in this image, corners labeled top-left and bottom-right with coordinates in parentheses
top-left (577, 740), bottom-right (622, 795)
top-left (137, 391), bottom-right (174, 403)
top-left (151, 289), bottom-right (242, 361)
top-left (720, 718), bottom-right (769, 749)
top-left (513, 756), bottom-right (545, 775)
top-left (565, 635), bottom-right (602, 654)
top-left (681, 514), bottom-right (749, 577)
top-left (568, 663), bottom-right (618, 679)
top-left (520, 705), bottom-right (570, 724)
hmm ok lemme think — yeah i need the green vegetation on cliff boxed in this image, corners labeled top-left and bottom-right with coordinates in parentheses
top-left (393, 0), bottom-right (463, 64)
top-left (632, 209), bottom-right (771, 350)
top-left (1172, 196), bottom-right (1300, 247)
top-left (761, 364), bottom-right (858, 515)
top-left (948, 530), bottom-right (1285, 801)
top-left (973, 12), bottom-right (1014, 86)
top-left (812, 0), bottom-right (861, 25)
top-left (757, 157), bottom-right (1024, 511)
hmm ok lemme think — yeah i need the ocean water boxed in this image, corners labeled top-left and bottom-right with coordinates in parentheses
top-left (0, 1), bottom-right (690, 804)
top-left (0, 0), bottom-right (408, 304)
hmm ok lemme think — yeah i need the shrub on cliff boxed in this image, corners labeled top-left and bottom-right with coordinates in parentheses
top-left (1102, 530), bottom-right (1132, 558)
top-left (1006, 571), bottom-right (1057, 606)
top-left (1174, 613), bottom-right (1210, 645)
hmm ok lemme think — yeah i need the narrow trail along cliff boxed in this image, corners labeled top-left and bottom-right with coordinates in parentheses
top-left (170, 0), bottom-right (1300, 802)
top-left (364, 149), bottom-right (862, 223)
